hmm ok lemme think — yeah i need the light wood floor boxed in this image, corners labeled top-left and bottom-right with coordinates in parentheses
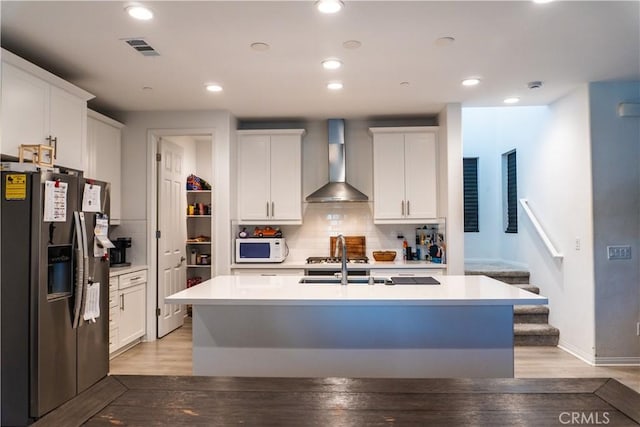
top-left (110, 318), bottom-right (640, 393)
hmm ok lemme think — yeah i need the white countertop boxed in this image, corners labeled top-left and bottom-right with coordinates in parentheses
top-left (109, 264), bottom-right (148, 277)
top-left (230, 259), bottom-right (446, 270)
top-left (166, 275), bottom-right (547, 306)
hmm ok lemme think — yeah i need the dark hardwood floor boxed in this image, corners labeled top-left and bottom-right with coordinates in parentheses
top-left (34, 376), bottom-right (640, 426)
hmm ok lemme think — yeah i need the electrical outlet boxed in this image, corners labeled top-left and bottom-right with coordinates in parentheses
top-left (607, 245), bottom-right (632, 260)
top-left (575, 238), bottom-right (581, 251)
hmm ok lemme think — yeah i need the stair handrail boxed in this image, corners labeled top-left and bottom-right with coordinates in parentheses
top-left (519, 198), bottom-right (563, 260)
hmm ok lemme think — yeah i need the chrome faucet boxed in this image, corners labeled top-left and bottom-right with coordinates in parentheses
top-left (336, 234), bottom-right (348, 286)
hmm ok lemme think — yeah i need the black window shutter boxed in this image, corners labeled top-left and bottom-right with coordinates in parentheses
top-left (505, 151), bottom-right (518, 233)
top-left (463, 158), bottom-right (479, 232)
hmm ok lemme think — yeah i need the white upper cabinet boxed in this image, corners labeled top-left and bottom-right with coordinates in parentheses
top-left (237, 129), bottom-right (305, 224)
top-left (370, 127), bottom-right (439, 223)
top-left (1, 49), bottom-right (94, 171)
top-left (87, 110), bottom-right (124, 224)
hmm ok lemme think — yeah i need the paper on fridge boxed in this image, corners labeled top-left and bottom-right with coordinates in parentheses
top-left (83, 281), bottom-right (100, 322)
top-left (82, 183), bottom-right (101, 212)
top-left (44, 180), bottom-right (68, 222)
top-left (94, 216), bottom-right (114, 257)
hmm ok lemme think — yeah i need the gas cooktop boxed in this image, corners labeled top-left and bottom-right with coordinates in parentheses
top-left (306, 256), bottom-right (369, 264)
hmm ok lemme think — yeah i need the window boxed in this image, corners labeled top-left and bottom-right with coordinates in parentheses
top-left (463, 157), bottom-right (479, 232)
top-left (502, 150), bottom-right (518, 233)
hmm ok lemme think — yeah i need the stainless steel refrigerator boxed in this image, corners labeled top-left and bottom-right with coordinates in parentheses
top-left (1, 166), bottom-right (110, 426)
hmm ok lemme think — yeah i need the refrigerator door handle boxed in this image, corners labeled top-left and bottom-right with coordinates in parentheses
top-left (72, 211), bottom-right (84, 328)
top-left (72, 212), bottom-right (90, 329)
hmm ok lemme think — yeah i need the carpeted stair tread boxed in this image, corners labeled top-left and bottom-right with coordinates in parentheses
top-left (512, 284), bottom-right (540, 294)
top-left (514, 305), bottom-right (549, 315)
top-left (514, 323), bottom-right (559, 336)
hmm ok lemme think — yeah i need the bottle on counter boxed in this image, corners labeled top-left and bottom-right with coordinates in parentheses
top-left (402, 239), bottom-right (408, 260)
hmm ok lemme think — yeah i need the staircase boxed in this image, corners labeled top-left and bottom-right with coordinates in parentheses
top-left (465, 265), bottom-right (560, 346)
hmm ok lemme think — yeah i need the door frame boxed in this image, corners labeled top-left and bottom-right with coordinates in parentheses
top-left (146, 128), bottom-right (215, 340)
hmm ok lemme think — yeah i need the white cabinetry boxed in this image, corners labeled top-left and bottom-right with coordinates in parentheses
top-left (1, 49), bottom-right (94, 171)
top-left (87, 110), bottom-right (124, 224)
top-left (370, 127), bottom-right (439, 223)
top-left (109, 268), bottom-right (147, 357)
top-left (237, 129), bottom-right (305, 224)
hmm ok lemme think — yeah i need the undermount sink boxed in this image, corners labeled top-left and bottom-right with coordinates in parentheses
top-left (298, 277), bottom-right (389, 285)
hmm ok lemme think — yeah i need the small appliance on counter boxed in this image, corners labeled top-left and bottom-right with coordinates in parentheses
top-left (110, 237), bottom-right (132, 267)
top-left (235, 237), bottom-right (287, 263)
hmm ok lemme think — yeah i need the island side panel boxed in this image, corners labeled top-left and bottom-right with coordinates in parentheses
top-left (191, 304), bottom-right (514, 378)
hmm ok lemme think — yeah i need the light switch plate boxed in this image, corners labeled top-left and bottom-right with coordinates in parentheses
top-left (607, 245), bottom-right (632, 260)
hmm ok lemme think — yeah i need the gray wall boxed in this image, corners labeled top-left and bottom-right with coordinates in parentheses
top-left (590, 82), bottom-right (640, 360)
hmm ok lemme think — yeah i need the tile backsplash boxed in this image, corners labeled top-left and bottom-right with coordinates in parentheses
top-left (275, 202), bottom-right (442, 262)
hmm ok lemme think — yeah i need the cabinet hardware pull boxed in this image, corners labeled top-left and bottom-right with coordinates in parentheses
top-left (120, 294), bottom-right (124, 310)
top-left (266, 202), bottom-right (269, 217)
top-left (407, 200), bottom-right (410, 216)
top-left (52, 137), bottom-right (57, 159)
top-left (271, 202), bottom-right (275, 218)
top-left (401, 201), bottom-right (405, 216)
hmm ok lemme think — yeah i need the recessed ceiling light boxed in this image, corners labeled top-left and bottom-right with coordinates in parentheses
top-left (504, 97), bottom-right (520, 104)
top-left (533, 0), bottom-right (554, 3)
top-left (316, 0), bottom-right (344, 14)
top-left (435, 37), bottom-right (455, 47)
top-left (322, 58), bottom-right (343, 70)
top-left (343, 40), bottom-right (362, 50)
top-left (125, 4), bottom-right (153, 20)
top-left (327, 82), bottom-right (343, 90)
top-left (462, 78), bottom-right (481, 87)
top-left (250, 42), bottom-right (270, 52)
top-left (205, 84), bottom-right (223, 93)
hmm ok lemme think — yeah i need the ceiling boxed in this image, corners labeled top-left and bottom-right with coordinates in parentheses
top-left (2, 1), bottom-right (639, 119)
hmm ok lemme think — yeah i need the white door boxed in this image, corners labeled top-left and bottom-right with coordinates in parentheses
top-left (269, 134), bottom-right (301, 221)
top-left (1, 63), bottom-right (50, 158)
top-left (238, 134), bottom-right (270, 220)
top-left (157, 138), bottom-right (187, 338)
top-left (373, 132), bottom-right (406, 219)
top-left (405, 131), bottom-right (438, 219)
top-left (49, 85), bottom-right (86, 171)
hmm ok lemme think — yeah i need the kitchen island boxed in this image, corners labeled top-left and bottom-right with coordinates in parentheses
top-left (166, 275), bottom-right (547, 378)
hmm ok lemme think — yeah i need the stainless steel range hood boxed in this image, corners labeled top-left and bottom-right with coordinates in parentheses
top-left (306, 119), bottom-right (369, 203)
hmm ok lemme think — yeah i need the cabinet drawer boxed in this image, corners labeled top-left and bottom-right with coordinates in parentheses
top-left (109, 290), bottom-right (118, 308)
top-left (118, 269), bottom-right (147, 290)
top-left (370, 268), bottom-right (445, 277)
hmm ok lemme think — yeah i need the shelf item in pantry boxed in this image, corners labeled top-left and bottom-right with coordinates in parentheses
top-left (186, 235), bottom-right (210, 243)
top-left (186, 174), bottom-right (212, 190)
top-left (187, 277), bottom-right (202, 288)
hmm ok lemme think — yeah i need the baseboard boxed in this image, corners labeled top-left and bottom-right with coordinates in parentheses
top-left (593, 356), bottom-right (640, 366)
top-left (558, 342), bottom-right (640, 366)
top-left (558, 341), bottom-right (596, 365)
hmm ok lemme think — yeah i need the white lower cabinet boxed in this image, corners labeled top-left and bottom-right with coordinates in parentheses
top-left (109, 268), bottom-right (147, 357)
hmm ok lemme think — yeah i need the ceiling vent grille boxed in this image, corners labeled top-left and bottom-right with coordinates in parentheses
top-left (124, 38), bottom-right (160, 56)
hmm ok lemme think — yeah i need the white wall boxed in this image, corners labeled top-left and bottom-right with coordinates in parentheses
top-left (463, 89), bottom-right (597, 361)
top-left (439, 104), bottom-right (464, 274)
top-left (590, 81), bottom-right (640, 362)
top-left (117, 110), bottom-right (233, 341)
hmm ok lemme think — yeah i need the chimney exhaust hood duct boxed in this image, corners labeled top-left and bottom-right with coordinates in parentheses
top-left (306, 119), bottom-right (369, 202)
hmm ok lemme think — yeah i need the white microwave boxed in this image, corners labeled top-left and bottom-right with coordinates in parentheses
top-left (235, 238), bottom-right (287, 263)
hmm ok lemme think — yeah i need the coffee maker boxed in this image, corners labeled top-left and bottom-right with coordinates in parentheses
top-left (110, 237), bottom-right (132, 267)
